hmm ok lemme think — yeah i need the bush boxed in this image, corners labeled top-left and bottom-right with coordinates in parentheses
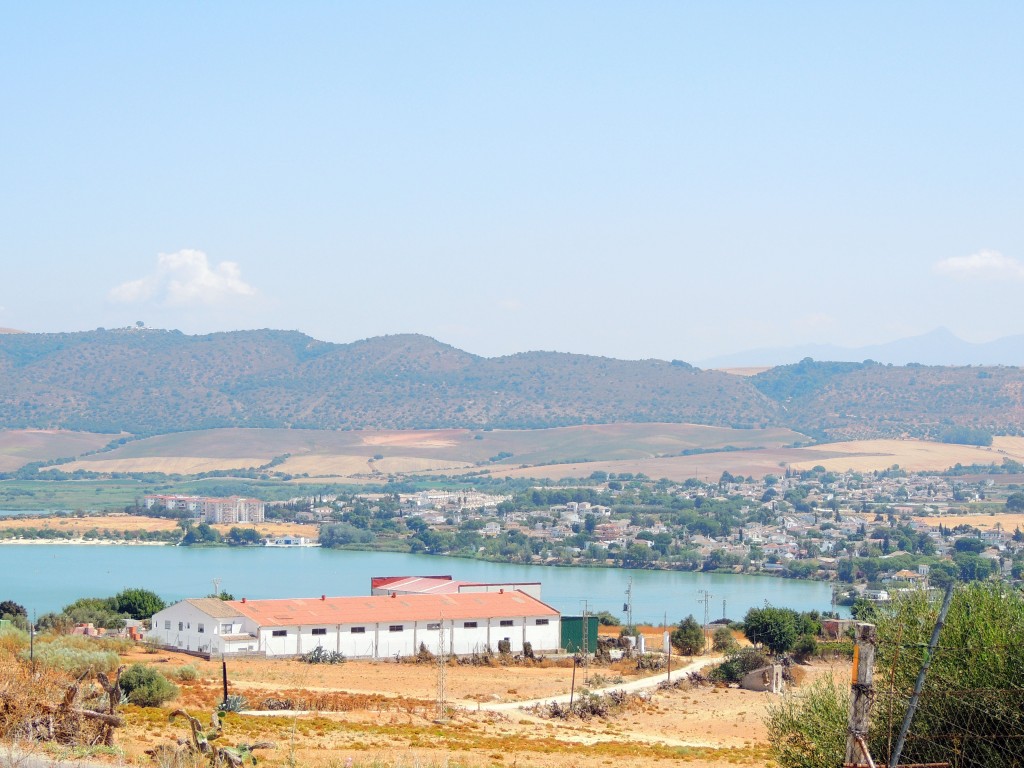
top-left (792, 634), bottom-right (818, 663)
top-left (671, 615), bottom-right (706, 655)
top-left (497, 638), bottom-right (512, 655)
top-left (0, 625), bottom-right (29, 657)
top-left (218, 694), bottom-right (248, 712)
top-left (765, 675), bottom-right (849, 768)
top-left (712, 626), bottom-right (738, 652)
top-left (118, 663), bottom-right (178, 707)
top-left (300, 646), bottom-right (345, 664)
top-left (26, 640), bottom-right (120, 677)
top-left (175, 664), bottom-right (200, 681)
top-left (711, 648), bottom-right (770, 684)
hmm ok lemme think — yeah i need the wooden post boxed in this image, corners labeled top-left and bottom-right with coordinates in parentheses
top-left (222, 660), bottom-right (229, 704)
top-left (845, 623), bottom-right (877, 768)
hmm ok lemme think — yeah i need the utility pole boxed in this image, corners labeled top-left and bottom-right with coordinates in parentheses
top-left (664, 610), bottom-right (671, 684)
top-left (623, 577), bottom-right (634, 632)
top-left (697, 589), bottom-right (713, 652)
top-left (844, 622), bottom-right (877, 768)
top-left (581, 600), bottom-right (590, 684)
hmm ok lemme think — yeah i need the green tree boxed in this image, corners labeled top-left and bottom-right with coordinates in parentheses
top-left (0, 600), bottom-right (27, 618)
top-left (113, 588), bottom-right (166, 620)
top-left (743, 606), bottom-right (798, 655)
top-left (182, 523), bottom-right (220, 545)
top-left (671, 615), bottom-right (706, 655)
top-left (1006, 492), bottom-right (1024, 512)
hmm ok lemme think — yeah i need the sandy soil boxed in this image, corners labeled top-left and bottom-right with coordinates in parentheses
top-left (108, 649), bottom-right (850, 768)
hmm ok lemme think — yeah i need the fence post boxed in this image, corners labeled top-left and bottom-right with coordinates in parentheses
top-left (845, 622), bottom-right (877, 768)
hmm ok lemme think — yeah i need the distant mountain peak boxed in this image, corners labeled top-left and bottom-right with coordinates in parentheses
top-left (699, 328), bottom-right (1024, 368)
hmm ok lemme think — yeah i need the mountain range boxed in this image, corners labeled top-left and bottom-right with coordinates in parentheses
top-left (2, 328), bottom-right (1024, 441)
top-left (699, 328), bottom-right (1024, 368)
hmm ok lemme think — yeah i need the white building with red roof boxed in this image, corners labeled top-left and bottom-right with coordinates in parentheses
top-left (148, 591), bottom-right (560, 659)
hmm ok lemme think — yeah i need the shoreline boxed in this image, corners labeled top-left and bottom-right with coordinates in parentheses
top-left (0, 539), bottom-right (171, 546)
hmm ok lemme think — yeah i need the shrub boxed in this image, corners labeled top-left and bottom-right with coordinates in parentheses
top-left (118, 663), bottom-right (178, 707)
top-left (712, 626), bottom-right (738, 652)
top-left (497, 639), bottom-right (512, 655)
top-left (27, 641), bottom-right (120, 677)
top-left (671, 615), bottom-right (705, 655)
top-left (711, 648), bottom-right (770, 684)
top-left (218, 694), bottom-right (248, 713)
top-left (0, 625), bottom-right (29, 657)
top-left (792, 634), bottom-right (818, 663)
top-left (300, 646), bottom-right (345, 664)
top-left (175, 664), bottom-right (200, 681)
top-left (765, 674), bottom-right (849, 768)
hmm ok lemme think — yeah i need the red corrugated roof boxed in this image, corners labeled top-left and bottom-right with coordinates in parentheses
top-left (227, 591), bottom-right (557, 627)
top-left (370, 575), bottom-right (452, 589)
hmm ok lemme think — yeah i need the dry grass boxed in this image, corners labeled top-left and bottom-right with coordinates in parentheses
top-left (56, 457), bottom-right (268, 474)
top-left (0, 429), bottom-right (118, 472)
top-left (913, 512), bottom-right (1024, 531)
top-left (2, 644), bottom-right (848, 768)
top-left (0, 514), bottom-right (318, 539)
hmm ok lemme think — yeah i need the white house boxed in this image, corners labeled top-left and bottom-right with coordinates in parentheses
top-left (148, 591), bottom-right (560, 659)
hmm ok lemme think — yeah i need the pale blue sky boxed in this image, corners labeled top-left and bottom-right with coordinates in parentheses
top-left (2, 2), bottom-right (1021, 361)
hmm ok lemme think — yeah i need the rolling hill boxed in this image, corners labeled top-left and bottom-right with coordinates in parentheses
top-left (2, 328), bottom-right (1024, 441)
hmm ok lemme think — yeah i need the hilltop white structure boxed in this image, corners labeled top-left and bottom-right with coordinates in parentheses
top-left (148, 591), bottom-right (560, 659)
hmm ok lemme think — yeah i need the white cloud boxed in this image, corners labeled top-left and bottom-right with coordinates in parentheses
top-left (109, 250), bottom-right (258, 305)
top-left (933, 249), bottom-right (1024, 281)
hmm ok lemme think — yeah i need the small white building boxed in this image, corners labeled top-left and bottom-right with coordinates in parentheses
top-left (148, 591), bottom-right (560, 659)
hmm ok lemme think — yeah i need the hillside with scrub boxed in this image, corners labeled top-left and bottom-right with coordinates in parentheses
top-left (2, 328), bottom-right (1024, 441)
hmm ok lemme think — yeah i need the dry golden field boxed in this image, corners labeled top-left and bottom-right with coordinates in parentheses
top-left (97, 647), bottom-right (843, 768)
top-left (912, 512), bottom-right (1024, 532)
top-left (0, 514), bottom-right (318, 540)
top-left (0, 428), bottom-right (118, 472)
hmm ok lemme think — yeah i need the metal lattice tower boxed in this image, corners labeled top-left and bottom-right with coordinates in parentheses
top-left (436, 616), bottom-right (447, 722)
top-left (697, 589), bottom-right (713, 651)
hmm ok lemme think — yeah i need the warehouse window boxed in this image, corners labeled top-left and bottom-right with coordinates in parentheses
top-left (499, 620), bottom-right (513, 627)
top-left (272, 630), bottom-right (287, 637)
top-left (535, 619), bottom-right (549, 626)
top-left (164, 621), bottom-right (171, 630)
top-left (178, 622), bottom-right (183, 631)
top-left (197, 623), bottom-right (205, 633)
top-left (389, 625), bottom-right (404, 632)
top-left (426, 623), bottom-right (440, 631)
top-left (312, 628), bottom-right (327, 636)
top-left (351, 627), bottom-right (366, 634)
top-left (463, 622), bottom-right (477, 629)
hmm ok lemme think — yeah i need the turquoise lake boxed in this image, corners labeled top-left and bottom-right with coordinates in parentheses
top-left (0, 545), bottom-right (842, 621)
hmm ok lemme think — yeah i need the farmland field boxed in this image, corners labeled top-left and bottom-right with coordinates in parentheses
top-left (0, 513), bottom-right (318, 540)
top-left (37, 423), bottom-right (807, 480)
top-left (0, 429), bottom-right (118, 471)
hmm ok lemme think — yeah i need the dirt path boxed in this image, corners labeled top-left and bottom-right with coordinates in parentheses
top-left (475, 655), bottom-right (719, 711)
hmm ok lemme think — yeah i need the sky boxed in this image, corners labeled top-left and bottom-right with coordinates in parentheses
top-left (1, 2), bottom-right (1022, 362)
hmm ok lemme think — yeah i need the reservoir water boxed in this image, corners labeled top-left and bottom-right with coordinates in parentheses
top-left (0, 545), bottom-right (841, 622)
